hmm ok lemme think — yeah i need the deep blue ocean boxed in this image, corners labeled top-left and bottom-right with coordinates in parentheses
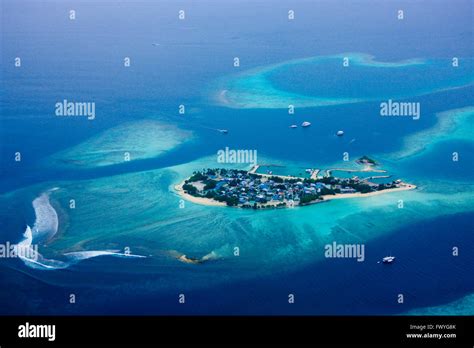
top-left (0, 0), bottom-right (473, 315)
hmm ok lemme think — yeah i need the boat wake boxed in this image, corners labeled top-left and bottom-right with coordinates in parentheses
top-left (15, 224), bottom-right (146, 270)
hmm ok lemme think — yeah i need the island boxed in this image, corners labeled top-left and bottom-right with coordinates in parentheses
top-left (175, 163), bottom-right (416, 209)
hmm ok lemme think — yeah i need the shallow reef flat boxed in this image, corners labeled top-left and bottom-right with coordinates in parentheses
top-left (404, 293), bottom-right (474, 315)
top-left (48, 119), bottom-right (194, 169)
top-left (390, 106), bottom-right (474, 160)
top-left (211, 53), bottom-right (474, 109)
top-left (2, 153), bottom-right (472, 284)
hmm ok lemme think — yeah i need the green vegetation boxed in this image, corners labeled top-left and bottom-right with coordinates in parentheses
top-left (357, 155), bottom-right (377, 165)
top-left (318, 176), bottom-right (336, 184)
top-left (347, 182), bottom-right (372, 193)
top-left (320, 187), bottom-right (336, 195)
top-left (214, 194), bottom-right (239, 206)
top-left (205, 190), bottom-right (217, 198)
top-left (203, 179), bottom-right (217, 190)
top-left (269, 176), bottom-right (285, 183)
top-left (300, 193), bottom-right (320, 204)
top-left (182, 183), bottom-right (198, 195)
top-left (187, 172), bottom-right (208, 182)
top-left (179, 167), bottom-right (406, 210)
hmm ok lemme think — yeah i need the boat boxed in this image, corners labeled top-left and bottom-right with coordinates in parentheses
top-left (382, 256), bottom-right (396, 264)
top-left (290, 124), bottom-right (298, 128)
top-left (336, 130), bottom-right (344, 136)
top-left (217, 129), bottom-right (228, 134)
top-left (301, 121), bottom-right (311, 127)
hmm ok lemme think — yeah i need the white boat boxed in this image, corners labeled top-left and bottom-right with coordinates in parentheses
top-left (382, 256), bottom-right (396, 263)
top-left (290, 124), bottom-right (298, 128)
top-left (301, 121), bottom-right (311, 127)
top-left (217, 129), bottom-right (228, 134)
top-left (336, 130), bottom-right (344, 136)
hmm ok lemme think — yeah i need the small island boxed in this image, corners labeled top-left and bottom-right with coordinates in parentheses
top-left (356, 155), bottom-right (377, 166)
top-left (175, 162), bottom-right (416, 209)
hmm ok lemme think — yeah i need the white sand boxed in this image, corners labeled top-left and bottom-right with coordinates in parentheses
top-left (174, 182), bottom-right (227, 207)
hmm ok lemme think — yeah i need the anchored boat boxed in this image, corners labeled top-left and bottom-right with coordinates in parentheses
top-left (382, 256), bottom-right (396, 264)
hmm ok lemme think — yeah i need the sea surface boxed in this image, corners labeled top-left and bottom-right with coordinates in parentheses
top-left (0, 0), bottom-right (473, 315)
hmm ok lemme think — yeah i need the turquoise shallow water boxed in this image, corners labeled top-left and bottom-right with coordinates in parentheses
top-left (213, 54), bottom-right (474, 109)
top-left (1, 81), bottom-right (473, 315)
top-left (2, 82), bottom-right (473, 315)
top-left (405, 293), bottom-right (474, 316)
top-left (1, 150), bottom-right (473, 314)
top-left (270, 55), bottom-right (473, 99)
top-left (329, 170), bottom-right (376, 179)
top-left (256, 164), bottom-right (311, 178)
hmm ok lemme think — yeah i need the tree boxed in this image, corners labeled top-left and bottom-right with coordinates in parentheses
top-left (320, 187), bottom-right (335, 195)
top-left (225, 196), bottom-right (239, 206)
top-left (300, 193), bottom-right (319, 204)
top-left (183, 184), bottom-right (197, 195)
top-left (205, 191), bottom-right (216, 198)
top-left (204, 180), bottom-right (217, 190)
top-left (270, 176), bottom-right (284, 183)
top-left (188, 172), bottom-right (207, 182)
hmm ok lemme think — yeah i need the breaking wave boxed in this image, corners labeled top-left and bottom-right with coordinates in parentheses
top-left (15, 191), bottom-right (146, 270)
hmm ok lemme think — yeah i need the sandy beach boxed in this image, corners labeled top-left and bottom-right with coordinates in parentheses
top-left (320, 183), bottom-right (417, 201)
top-left (174, 182), bottom-right (227, 207)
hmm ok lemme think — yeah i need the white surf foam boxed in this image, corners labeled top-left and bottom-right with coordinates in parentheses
top-left (64, 250), bottom-right (147, 261)
top-left (15, 192), bottom-right (146, 270)
top-left (31, 192), bottom-right (59, 242)
top-left (13, 225), bottom-right (67, 270)
top-left (16, 232), bottom-right (147, 270)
